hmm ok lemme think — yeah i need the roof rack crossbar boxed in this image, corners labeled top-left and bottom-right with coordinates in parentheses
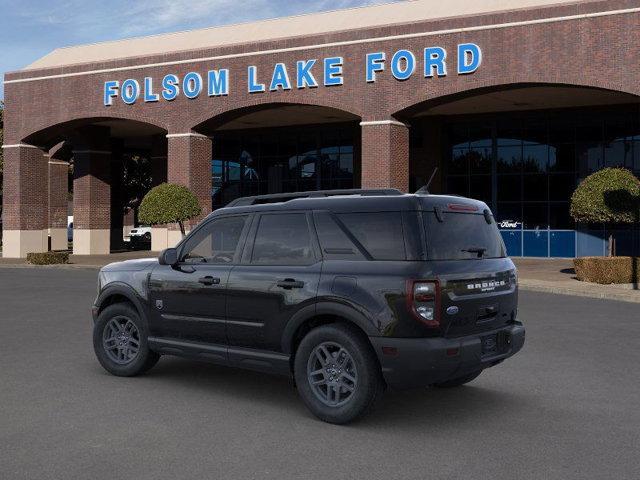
top-left (226, 189), bottom-right (402, 207)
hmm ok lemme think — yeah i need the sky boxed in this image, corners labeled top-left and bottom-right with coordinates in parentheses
top-left (0, 0), bottom-right (397, 100)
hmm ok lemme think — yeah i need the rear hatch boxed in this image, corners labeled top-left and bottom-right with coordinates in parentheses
top-left (421, 205), bottom-right (518, 338)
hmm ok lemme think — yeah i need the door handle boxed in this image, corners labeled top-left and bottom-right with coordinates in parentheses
top-left (198, 276), bottom-right (220, 286)
top-left (276, 278), bottom-right (304, 289)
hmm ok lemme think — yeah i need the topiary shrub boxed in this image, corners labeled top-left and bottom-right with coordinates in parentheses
top-left (570, 168), bottom-right (640, 256)
top-left (27, 251), bottom-right (69, 265)
top-left (138, 183), bottom-right (202, 236)
top-left (574, 256), bottom-right (639, 284)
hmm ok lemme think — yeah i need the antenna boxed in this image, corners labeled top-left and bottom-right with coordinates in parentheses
top-left (415, 167), bottom-right (438, 195)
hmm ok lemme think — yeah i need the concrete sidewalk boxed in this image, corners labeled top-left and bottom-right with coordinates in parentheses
top-left (513, 258), bottom-right (640, 304)
top-left (0, 250), bottom-right (157, 269)
top-left (1, 251), bottom-right (639, 303)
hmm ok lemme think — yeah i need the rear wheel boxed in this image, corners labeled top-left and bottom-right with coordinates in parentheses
top-left (434, 370), bottom-right (482, 388)
top-left (294, 323), bottom-right (383, 424)
top-left (93, 303), bottom-right (159, 377)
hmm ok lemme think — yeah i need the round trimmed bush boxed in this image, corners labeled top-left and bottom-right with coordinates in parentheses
top-left (570, 168), bottom-right (640, 224)
top-left (138, 183), bottom-right (201, 235)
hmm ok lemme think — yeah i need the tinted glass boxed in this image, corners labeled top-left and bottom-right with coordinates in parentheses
top-left (313, 212), bottom-right (366, 261)
top-left (212, 124), bottom-right (357, 208)
top-left (252, 214), bottom-right (314, 265)
top-left (424, 212), bottom-right (506, 260)
top-left (337, 212), bottom-right (406, 260)
top-left (182, 216), bottom-right (248, 264)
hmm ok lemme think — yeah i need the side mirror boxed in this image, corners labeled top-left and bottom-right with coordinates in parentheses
top-left (158, 248), bottom-right (178, 266)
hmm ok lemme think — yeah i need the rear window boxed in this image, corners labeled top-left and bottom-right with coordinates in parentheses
top-left (423, 211), bottom-right (506, 260)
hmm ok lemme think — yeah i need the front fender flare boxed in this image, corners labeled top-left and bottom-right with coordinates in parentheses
top-left (94, 283), bottom-right (149, 326)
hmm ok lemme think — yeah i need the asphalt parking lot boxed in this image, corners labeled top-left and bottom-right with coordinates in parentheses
top-left (1, 267), bottom-right (639, 480)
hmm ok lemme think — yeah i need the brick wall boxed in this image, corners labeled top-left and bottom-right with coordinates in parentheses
top-left (2, 0), bottom-right (640, 234)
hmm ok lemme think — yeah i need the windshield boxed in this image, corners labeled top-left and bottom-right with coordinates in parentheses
top-left (423, 211), bottom-right (506, 260)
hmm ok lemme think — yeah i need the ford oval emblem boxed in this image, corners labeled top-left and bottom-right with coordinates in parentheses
top-left (446, 306), bottom-right (459, 315)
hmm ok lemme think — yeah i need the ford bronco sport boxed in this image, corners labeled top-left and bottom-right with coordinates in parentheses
top-left (92, 189), bottom-right (525, 424)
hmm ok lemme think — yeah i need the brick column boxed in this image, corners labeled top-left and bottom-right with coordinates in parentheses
top-left (1, 144), bottom-right (49, 258)
top-left (48, 159), bottom-right (69, 251)
top-left (72, 150), bottom-right (112, 255)
top-left (164, 132), bottom-right (212, 248)
top-left (71, 126), bottom-right (112, 255)
top-left (150, 134), bottom-right (169, 252)
top-left (360, 120), bottom-right (410, 192)
top-left (151, 134), bottom-right (168, 187)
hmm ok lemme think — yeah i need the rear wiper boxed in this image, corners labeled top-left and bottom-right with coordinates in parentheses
top-left (461, 247), bottom-right (487, 258)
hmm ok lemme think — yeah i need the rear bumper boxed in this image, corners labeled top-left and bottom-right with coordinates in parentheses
top-left (369, 323), bottom-right (525, 390)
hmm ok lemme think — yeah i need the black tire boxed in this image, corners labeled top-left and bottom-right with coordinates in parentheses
top-left (434, 370), bottom-right (482, 388)
top-left (93, 302), bottom-right (160, 377)
top-left (294, 323), bottom-right (384, 424)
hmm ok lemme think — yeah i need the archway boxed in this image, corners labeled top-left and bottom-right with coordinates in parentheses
top-left (193, 103), bottom-right (361, 209)
top-left (397, 83), bottom-right (640, 257)
top-left (22, 118), bottom-right (167, 255)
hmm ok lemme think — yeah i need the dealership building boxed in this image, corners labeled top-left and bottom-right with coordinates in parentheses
top-left (3, 0), bottom-right (640, 257)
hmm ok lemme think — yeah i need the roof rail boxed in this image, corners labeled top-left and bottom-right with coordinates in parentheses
top-left (226, 189), bottom-right (403, 207)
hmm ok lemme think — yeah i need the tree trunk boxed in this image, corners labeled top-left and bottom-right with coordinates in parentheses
top-left (608, 234), bottom-right (613, 257)
top-left (178, 220), bottom-right (186, 238)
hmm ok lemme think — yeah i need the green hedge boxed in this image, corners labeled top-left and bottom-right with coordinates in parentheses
top-left (574, 256), bottom-right (640, 284)
top-left (27, 251), bottom-right (70, 265)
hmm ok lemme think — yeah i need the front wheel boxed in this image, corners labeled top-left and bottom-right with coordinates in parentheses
top-left (294, 323), bottom-right (384, 424)
top-left (93, 303), bottom-right (160, 377)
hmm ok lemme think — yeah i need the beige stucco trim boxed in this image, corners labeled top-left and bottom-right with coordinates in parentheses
top-left (6, 6), bottom-right (640, 84)
top-left (360, 120), bottom-right (409, 127)
top-left (1, 230), bottom-right (48, 258)
top-left (167, 230), bottom-right (186, 249)
top-left (1, 143), bottom-right (42, 149)
top-left (165, 133), bottom-right (211, 139)
top-left (151, 227), bottom-right (169, 252)
top-left (49, 228), bottom-right (68, 251)
top-left (73, 229), bottom-right (110, 255)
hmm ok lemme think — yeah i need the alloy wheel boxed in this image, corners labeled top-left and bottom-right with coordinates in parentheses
top-left (102, 316), bottom-right (141, 365)
top-left (307, 341), bottom-right (358, 407)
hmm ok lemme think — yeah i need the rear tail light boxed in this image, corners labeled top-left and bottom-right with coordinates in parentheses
top-left (407, 280), bottom-right (440, 327)
top-left (509, 269), bottom-right (518, 287)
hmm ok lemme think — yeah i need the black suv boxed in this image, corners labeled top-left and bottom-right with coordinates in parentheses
top-left (92, 189), bottom-right (524, 424)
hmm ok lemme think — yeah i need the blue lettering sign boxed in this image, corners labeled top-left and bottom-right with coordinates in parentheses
top-left (247, 66), bottom-right (265, 93)
top-left (457, 43), bottom-right (482, 74)
top-left (208, 69), bottom-right (229, 96)
top-left (144, 77), bottom-right (159, 102)
top-left (424, 47), bottom-right (447, 77)
top-left (390, 50), bottom-right (415, 81)
top-left (270, 63), bottom-right (292, 91)
top-left (104, 80), bottom-right (119, 106)
top-left (183, 72), bottom-right (203, 99)
top-left (161, 74), bottom-right (179, 101)
top-left (101, 45), bottom-right (483, 105)
top-left (296, 60), bottom-right (318, 89)
top-left (121, 79), bottom-right (140, 104)
top-left (366, 52), bottom-right (385, 83)
top-left (324, 57), bottom-right (343, 86)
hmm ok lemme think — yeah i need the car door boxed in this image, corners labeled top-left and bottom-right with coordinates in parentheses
top-left (148, 214), bottom-right (252, 345)
top-left (226, 211), bottom-right (321, 352)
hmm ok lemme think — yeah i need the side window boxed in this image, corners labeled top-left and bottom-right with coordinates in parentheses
top-left (181, 215), bottom-right (249, 264)
top-left (251, 213), bottom-right (314, 265)
top-left (336, 212), bottom-right (406, 260)
top-left (313, 211), bottom-right (366, 261)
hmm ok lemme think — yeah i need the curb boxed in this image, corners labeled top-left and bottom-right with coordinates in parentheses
top-left (519, 280), bottom-right (640, 304)
top-left (0, 263), bottom-right (101, 270)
